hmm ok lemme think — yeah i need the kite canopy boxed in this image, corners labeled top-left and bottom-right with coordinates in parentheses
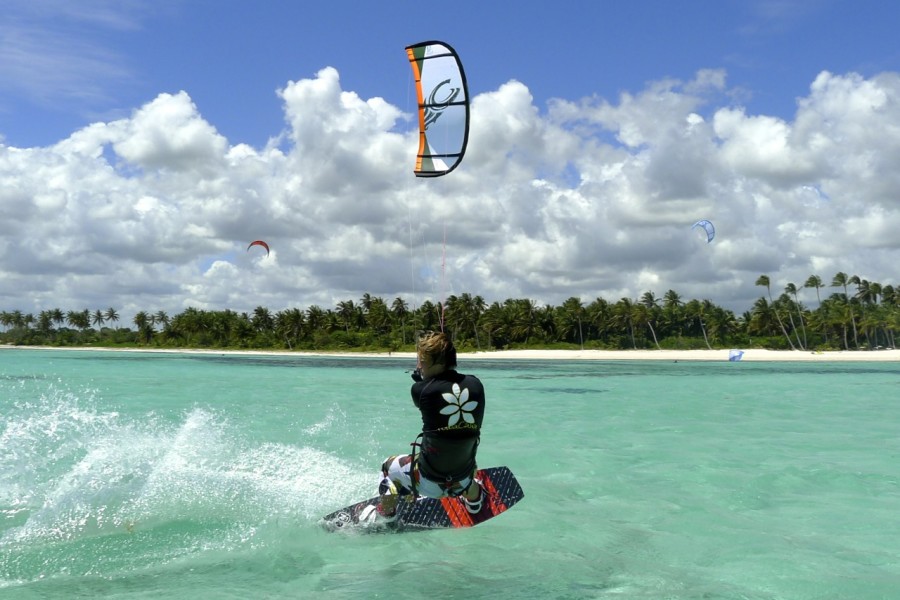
top-left (691, 219), bottom-right (715, 244)
top-left (247, 240), bottom-right (270, 256)
top-left (405, 40), bottom-right (470, 177)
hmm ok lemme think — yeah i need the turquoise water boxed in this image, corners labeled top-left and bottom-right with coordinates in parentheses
top-left (2, 349), bottom-right (899, 599)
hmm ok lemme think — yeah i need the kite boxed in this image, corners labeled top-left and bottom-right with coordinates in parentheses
top-left (405, 40), bottom-right (470, 177)
top-left (691, 220), bottom-right (715, 244)
top-left (247, 240), bottom-right (270, 256)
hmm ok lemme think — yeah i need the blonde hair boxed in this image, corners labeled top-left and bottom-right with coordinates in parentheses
top-left (417, 331), bottom-right (457, 368)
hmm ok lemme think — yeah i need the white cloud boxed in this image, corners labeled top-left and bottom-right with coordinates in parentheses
top-left (3, 67), bottom-right (900, 324)
top-left (111, 92), bottom-right (228, 172)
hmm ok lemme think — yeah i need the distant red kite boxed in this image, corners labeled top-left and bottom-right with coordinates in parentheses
top-left (247, 240), bottom-right (270, 256)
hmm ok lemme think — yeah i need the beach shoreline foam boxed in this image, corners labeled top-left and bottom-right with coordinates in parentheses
top-left (2, 344), bottom-right (898, 362)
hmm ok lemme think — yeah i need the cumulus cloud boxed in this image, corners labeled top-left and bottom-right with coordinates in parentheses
top-left (2, 67), bottom-right (900, 323)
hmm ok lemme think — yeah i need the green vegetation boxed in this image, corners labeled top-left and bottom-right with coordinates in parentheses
top-left (2, 273), bottom-right (897, 352)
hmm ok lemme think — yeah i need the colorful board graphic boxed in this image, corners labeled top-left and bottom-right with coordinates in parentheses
top-left (321, 466), bottom-right (524, 533)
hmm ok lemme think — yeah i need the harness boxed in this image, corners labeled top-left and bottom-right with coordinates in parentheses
top-left (409, 431), bottom-right (480, 498)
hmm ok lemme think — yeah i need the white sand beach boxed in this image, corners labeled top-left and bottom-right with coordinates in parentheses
top-left (3, 345), bottom-right (899, 362)
top-left (468, 348), bottom-right (900, 362)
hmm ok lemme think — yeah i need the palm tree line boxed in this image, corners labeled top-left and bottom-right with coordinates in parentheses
top-left (2, 272), bottom-right (897, 351)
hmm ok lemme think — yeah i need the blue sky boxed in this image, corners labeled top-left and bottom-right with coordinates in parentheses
top-left (5, 1), bottom-right (897, 148)
top-left (2, 0), bottom-right (900, 323)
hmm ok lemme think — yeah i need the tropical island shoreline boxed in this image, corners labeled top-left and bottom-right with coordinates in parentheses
top-left (3, 344), bottom-right (899, 362)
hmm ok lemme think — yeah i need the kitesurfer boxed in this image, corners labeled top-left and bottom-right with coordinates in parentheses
top-left (361, 331), bottom-right (486, 524)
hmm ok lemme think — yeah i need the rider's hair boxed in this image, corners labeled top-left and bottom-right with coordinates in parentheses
top-left (417, 331), bottom-right (457, 368)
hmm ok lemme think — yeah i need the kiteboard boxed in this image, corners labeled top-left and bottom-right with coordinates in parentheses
top-left (320, 466), bottom-right (523, 533)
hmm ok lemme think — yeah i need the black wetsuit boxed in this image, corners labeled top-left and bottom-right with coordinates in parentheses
top-left (411, 370), bottom-right (485, 483)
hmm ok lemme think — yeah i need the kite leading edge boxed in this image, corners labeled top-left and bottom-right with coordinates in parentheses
top-left (691, 220), bottom-right (715, 244)
top-left (405, 40), bottom-right (470, 177)
top-left (247, 240), bottom-right (270, 256)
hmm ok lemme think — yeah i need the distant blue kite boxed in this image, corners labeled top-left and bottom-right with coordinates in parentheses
top-left (691, 219), bottom-right (715, 244)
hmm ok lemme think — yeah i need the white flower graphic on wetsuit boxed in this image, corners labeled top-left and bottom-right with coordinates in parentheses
top-left (440, 383), bottom-right (478, 426)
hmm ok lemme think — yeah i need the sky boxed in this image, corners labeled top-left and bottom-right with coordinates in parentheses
top-left (2, 0), bottom-right (900, 326)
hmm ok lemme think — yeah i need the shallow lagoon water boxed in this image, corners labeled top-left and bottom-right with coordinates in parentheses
top-left (2, 349), bottom-right (899, 598)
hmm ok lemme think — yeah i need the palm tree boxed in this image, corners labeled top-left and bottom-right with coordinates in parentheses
top-left (391, 297), bottom-right (410, 345)
top-left (202, 311), bottom-right (224, 346)
top-left (154, 311), bottom-right (170, 330)
top-left (882, 285), bottom-right (897, 307)
top-left (104, 307), bottom-right (120, 329)
top-left (168, 307), bottom-right (199, 345)
top-left (633, 303), bottom-right (661, 349)
top-left (640, 291), bottom-right (659, 309)
top-left (336, 300), bottom-right (359, 332)
top-left (305, 305), bottom-right (326, 333)
top-left (360, 293), bottom-right (374, 313)
top-left (444, 293), bottom-right (486, 348)
top-left (784, 283), bottom-right (807, 350)
top-left (684, 299), bottom-right (713, 349)
top-left (478, 301), bottom-right (506, 349)
top-left (803, 275), bottom-right (823, 305)
top-left (803, 275), bottom-right (826, 344)
top-left (707, 305), bottom-right (739, 346)
top-left (831, 272), bottom-right (859, 349)
top-left (748, 297), bottom-right (779, 342)
top-left (660, 289), bottom-right (685, 340)
top-left (639, 291), bottom-right (662, 350)
top-left (92, 310), bottom-right (106, 329)
top-left (133, 311), bottom-right (150, 330)
top-left (416, 300), bottom-right (443, 333)
top-left (586, 297), bottom-right (612, 345)
top-left (852, 277), bottom-right (879, 305)
top-left (611, 298), bottom-right (638, 349)
top-left (37, 310), bottom-right (54, 335)
top-left (366, 296), bottom-right (392, 335)
top-left (251, 306), bottom-right (274, 334)
top-left (819, 295), bottom-right (852, 349)
top-left (881, 286), bottom-right (899, 349)
top-left (133, 311), bottom-right (153, 344)
top-left (504, 299), bottom-right (541, 344)
top-left (755, 275), bottom-right (797, 350)
top-left (66, 310), bottom-right (91, 331)
top-left (852, 279), bottom-right (885, 348)
top-left (275, 307), bottom-right (306, 349)
top-left (558, 297), bottom-right (586, 349)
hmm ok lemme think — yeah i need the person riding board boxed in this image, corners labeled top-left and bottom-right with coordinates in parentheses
top-left (361, 330), bottom-right (485, 524)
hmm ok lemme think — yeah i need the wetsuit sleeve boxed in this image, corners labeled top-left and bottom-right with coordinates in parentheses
top-left (410, 380), bottom-right (427, 408)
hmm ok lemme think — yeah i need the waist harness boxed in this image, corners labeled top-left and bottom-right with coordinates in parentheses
top-left (409, 431), bottom-right (480, 497)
